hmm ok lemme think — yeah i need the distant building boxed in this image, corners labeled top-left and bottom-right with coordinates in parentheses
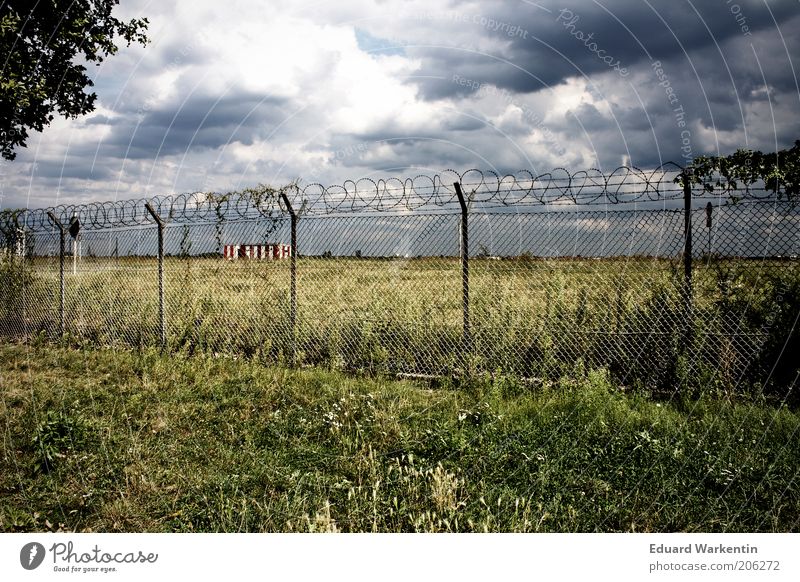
top-left (223, 243), bottom-right (291, 260)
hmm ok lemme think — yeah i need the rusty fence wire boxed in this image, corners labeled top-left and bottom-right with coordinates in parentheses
top-left (1, 165), bottom-right (798, 396)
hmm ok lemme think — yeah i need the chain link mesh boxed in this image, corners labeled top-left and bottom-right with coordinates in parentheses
top-left (2, 166), bottom-right (797, 393)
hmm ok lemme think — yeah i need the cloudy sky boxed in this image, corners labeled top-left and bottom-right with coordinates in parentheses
top-left (2, 0), bottom-right (799, 210)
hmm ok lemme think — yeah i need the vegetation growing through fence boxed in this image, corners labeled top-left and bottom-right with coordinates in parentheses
top-left (1, 164), bottom-right (798, 534)
top-left (1, 342), bottom-right (798, 533)
top-left (3, 255), bottom-right (796, 403)
top-left (681, 140), bottom-right (800, 198)
top-left (1, 166), bottom-right (797, 403)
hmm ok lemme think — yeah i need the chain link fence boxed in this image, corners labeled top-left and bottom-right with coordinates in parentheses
top-left (2, 165), bottom-right (798, 396)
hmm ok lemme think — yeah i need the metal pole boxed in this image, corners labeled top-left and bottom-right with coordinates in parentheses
top-left (454, 182), bottom-right (470, 352)
top-left (280, 191), bottom-right (297, 366)
top-left (47, 212), bottom-right (66, 338)
top-left (682, 174), bottom-right (693, 346)
top-left (683, 176), bottom-right (692, 303)
top-left (144, 202), bottom-right (166, 349)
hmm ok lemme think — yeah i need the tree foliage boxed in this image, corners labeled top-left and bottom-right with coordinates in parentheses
top-left (0, 0), bottom-right (148, 160)
top-left (679, 140), bottom-right (800, 200)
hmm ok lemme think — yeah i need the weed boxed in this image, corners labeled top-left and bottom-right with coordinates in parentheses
top-left (31, 409), bottom-right (90, 474)
top-left (2, 343), bottom-right (798, 532)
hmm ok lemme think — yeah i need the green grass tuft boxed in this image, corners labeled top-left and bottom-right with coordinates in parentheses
top-left (1, 342), bottom-right (798, 532)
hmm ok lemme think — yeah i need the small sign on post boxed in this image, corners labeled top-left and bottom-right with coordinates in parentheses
top-left (69, 216), bottom-right (80, 275)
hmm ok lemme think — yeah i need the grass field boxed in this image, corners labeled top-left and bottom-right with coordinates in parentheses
top-left (2, 255), bottom-right (798, 397)
top-left (1, 342), bottom-right (798, 532)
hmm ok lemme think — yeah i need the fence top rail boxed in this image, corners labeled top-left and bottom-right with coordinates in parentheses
top-left (0, 163), bottom-right (792, 233)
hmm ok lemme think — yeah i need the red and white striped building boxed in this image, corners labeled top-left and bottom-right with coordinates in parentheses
top-left (223, 243), bottom-right (291, 260)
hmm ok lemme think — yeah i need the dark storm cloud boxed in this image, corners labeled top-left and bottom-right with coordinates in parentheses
top-left (364, 0), bottom-right (798, 171)
top-left (359, 138), bottom-right (502, 171)
top-left (8, 90), bottom-right (291, 209)
top-left (93, 92), bottom-right (288, 159)
top-left (31, 160), bottom-right (114, 181)
top-left (568, 103), bottom-right (613, 132)
top-left (82, 115), bottom-right (117, 126)
top-left (5, 0), bottom-right (800, 213)
top-left (442, 114), bottom-right (487, 132)
top-left (405, 0), bottom-right (800, 100)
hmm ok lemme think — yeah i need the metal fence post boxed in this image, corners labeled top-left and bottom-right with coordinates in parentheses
top-left (144, 202), bottom-right (166, 349)
top-left (682, 174), bottom-right (693, 344)
top-left (280, 191), bottom-right (297, 366)
top-left (454, 182), bottom-right (471, 353)
top-left (683, 176), bottom-right (693, 295)
top-left (47, 212), bottom-right (66, 338)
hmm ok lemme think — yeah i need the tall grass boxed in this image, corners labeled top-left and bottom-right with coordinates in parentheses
top-left (1, 343), bottom-right (798, 532)
top-left (3, 256), bottom-right (797, 399)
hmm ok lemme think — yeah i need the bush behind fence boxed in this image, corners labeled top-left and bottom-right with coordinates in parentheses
top-left (1, 165), bottom-right (798, 400)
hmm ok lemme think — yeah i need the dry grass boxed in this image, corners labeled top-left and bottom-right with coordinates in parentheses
top-left (1, 342), bottom-right (798, 533)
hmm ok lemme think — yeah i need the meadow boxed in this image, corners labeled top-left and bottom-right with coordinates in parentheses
top-left (2, 254), bottom-right (797, 398)
top-left (1, 208), bottom-right (798, 534)
top-left (1, 342), bottom-right (798, 533)
top-left (2, 170), bottom-right (798, 533)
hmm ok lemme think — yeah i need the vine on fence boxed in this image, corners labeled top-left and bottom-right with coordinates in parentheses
top-left (679, 141), bottom-right (800, 200)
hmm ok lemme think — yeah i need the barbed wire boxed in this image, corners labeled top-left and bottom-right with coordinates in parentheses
top-left (0, 163), bottom-right (787, 232)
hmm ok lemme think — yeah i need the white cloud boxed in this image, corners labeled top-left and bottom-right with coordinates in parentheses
top-left (2, 0), bottom-right (798, 210)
